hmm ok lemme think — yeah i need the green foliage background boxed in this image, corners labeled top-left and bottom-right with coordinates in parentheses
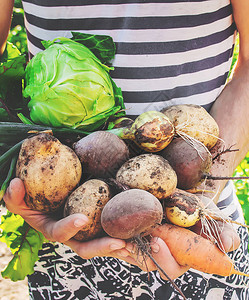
top-left (8, 1), bottom-right (249, 224)
top-left (234, 154), bottom-right (249, 224)
top-left (229, 35), bottom-right (249, 226)
top-left (9, 0), bottom-right (27, 55)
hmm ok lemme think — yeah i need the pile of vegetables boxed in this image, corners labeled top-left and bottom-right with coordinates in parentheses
top-left (0, 32), bottom-right (126, 200)
top-left (1, 32), bottom-right (249, 299)
top-left (0, 32), bottom-right (125, 281)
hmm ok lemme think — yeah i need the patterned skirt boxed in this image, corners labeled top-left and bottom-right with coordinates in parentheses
top-left (28, 182), bottom-right (249, 300)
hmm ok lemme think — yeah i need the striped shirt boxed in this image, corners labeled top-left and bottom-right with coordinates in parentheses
top-left (21, 1), bottom-right (248, 299)
top-left (22, 0), bottom-right (236, 116)
top-left (21, 0), bottom-right (242, 221)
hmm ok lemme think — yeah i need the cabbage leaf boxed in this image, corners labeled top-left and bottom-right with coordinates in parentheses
top-left (70, 32), bottom-right (116, 64)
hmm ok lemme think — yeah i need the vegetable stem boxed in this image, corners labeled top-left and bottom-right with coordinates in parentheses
top-left (208, 215), bottom-right (249, 229)
top-left (0, 122), bottom-right (90, 145)
top-left (203, 174), bottom-right (249, 180)
top-left (134, 236), bottom-right (186, 300)
top-left (0, 98), bottom-right (18, 122)
top-left (0, 140), bottom-right (23, 168)
top-left (107, 126), bottom-right (133, 139)
top-left (0, 155), bottom-right (18, 202)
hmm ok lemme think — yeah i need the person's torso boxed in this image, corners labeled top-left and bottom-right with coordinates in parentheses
top-left (22, 0), bottom-right (236, 117)
top-left (22, 2), bottom-right (248, 299)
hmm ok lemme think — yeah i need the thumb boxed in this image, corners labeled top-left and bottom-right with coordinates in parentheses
top-left (3, 178), bottom-right (27, 213)
top-left (218, 222), bottom-right (241, 252)
top-left (150, 237), bottom-right (189, 280)
top-left (42, 213), bottom-right (89, 243)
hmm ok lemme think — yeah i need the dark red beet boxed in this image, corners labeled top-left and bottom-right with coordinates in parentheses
top-left (159, 137), bottom-right (212, 190)
top-left (73, 131), bottom-right (129, 178)
top-left (101, 189), bottom-right (163, 240)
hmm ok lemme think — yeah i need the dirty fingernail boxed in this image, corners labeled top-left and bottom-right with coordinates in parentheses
top-left (151, 242), bottom-right (160, 253)
top-left (110, 243), bottom-right (124, 250)
top-left (74, 217), bottom-right (88, 227)
top-left (115, 249), bottom-right (129, 258)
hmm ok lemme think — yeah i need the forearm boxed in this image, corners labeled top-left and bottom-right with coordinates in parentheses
top-left (208, 59), bottom-right (249, 203)
top-left (0, 0), bottom-right (14, 56)
top-left (204, 0), bottom-right (249, 203)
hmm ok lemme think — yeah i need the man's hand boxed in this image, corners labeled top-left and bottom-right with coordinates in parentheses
top-left (3, 178), bottom-right (240, 282)
top-left (192, 195), bottom-right (241, 253)
top-left (3, 178), bottom-right (189, 281)
top-left (3, 178), bottom-right (129, 259)
top-left (121, 237), bottom-right (189, 280)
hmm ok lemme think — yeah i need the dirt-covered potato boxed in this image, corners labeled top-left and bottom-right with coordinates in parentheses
top-left (163, 188), bottom-right (204, 227)
top-left (64, 179), bottom-right (111, 241)
top-left (16, 133), bottom-right (82, 212)
top-left (128, 111), bottom-right (175, 152)
top-left (116, 154), bottom-right (177, 200)
top-left (161, 104), bottom-right (219, 149)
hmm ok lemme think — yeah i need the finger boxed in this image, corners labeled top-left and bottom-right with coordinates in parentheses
top-left (3, 178), bottom-right (27, 213)
top-left (217, 222), bottom-right (240, 252)
top-left (40, 213), bottom-right (90, 243)
top-left (124, 238), bottom-right (189, 280)
top-left (191, 220), bottom-right (240, 252)
top-left (3, 179), bottom-right (102, 246)
top-left (150, 237), bottom-right (189, 280)
top-left (65, 236), bottom-right (127, 259)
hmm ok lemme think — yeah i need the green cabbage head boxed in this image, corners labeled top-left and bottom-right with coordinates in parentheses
top-left (23, 37), bottom-right (124, 130)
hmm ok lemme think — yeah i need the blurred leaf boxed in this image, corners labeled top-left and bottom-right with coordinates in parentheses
top-left (0, 108), bottom-right (10, 121)
top-left (0, 211), bottom-right (44, 281)
top-left (8, 1), bottom-right (27, 55)
top-left (0, 42), bottom-right (26, 80)
top-left (0, 42), bottom-right (26, 121)
top-left (234, 152), bottom-right (249, 226)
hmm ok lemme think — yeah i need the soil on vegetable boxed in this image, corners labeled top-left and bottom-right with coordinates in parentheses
top-left (0, 208), bottom-right (29, 300)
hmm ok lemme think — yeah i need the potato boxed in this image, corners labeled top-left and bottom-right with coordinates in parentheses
top-left (64, 179), bottom-right (111, 241)
top-left (161, 104), bottom-right (219, 149)
top-left (163, 188), bottom-right (204, 227)
top-left (127, 111), bottom-right (175, 152)
top-left (16, 133), bottom-right (82, 212)
top-left (116, 154), bottom-right (177, 199)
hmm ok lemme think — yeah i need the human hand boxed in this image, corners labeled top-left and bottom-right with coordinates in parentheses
top-left (3, 178), bottom-right (129, 259)
top-left (120, 236), bottom-right (189, 281)
top-left (3, 178), bottom-right (189, 281)
top-left (192, 195), bottom-right (241, 252)
top-left (125, 194), bottom-right (240, 282)
top-left (65, 195), bottom-right (239, 274)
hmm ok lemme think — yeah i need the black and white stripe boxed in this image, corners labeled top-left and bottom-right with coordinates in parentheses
top-left (22, 0), bottom-right (242, 210)
top-left (21, 0), bottom-right (240, 218)
top-left (22, 0), bottom-right (236, 117)
top-left (217, 181), bottom-right (245, 223)
top-left (22, 2), bottom-right (248, 298)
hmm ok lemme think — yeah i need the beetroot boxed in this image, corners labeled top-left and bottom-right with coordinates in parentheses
top-left (159, 137), bottom-right (212, 190)
top-left (101, 189), bottom-right (163, 240)
top-left (73, 131), bottom-right (129, 178)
